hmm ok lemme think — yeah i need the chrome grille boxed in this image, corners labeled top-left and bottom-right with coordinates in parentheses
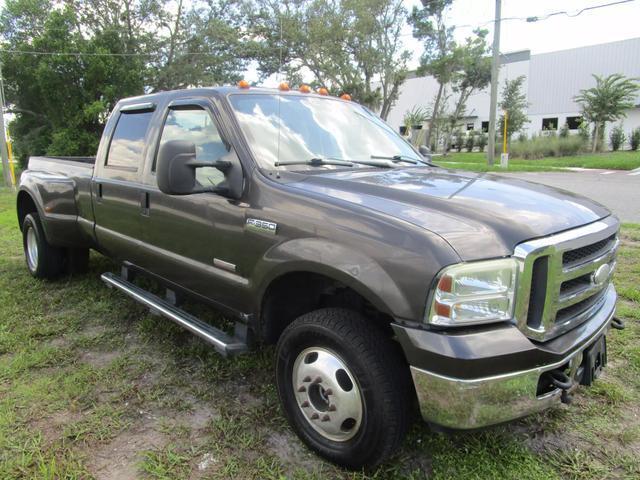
top-left (513, 218), bottom-right (619, 341)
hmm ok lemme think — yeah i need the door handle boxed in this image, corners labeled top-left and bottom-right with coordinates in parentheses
top-left (95, 182), bottom-right (103, 203)
top-left (140, 191), bottom-right (150, 216)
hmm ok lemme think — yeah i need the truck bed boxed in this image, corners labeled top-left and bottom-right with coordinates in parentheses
top-left (27, 156), bottom-right (96, 176)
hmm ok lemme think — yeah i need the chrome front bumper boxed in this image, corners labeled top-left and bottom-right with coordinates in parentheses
top-left (410, 285), bottom-right (616, 429)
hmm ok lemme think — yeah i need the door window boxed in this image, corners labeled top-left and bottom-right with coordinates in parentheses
top-left (156, 108), bottom-right (229, 187)
top-left (106, 111), bottom-right (154, 169)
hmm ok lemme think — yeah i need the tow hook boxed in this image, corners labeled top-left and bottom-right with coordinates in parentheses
top-left (546, 370), bottom-right (575, 404)
top-left (611, 317), bottom-right (625, 330)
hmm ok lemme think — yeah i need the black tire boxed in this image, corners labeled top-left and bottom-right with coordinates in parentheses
top-left (66, 247), bottom-right (90, 274)
top-left (22, 213), bottom-right (65, 279)
top-left (276, 308), bottom-right (412, 470)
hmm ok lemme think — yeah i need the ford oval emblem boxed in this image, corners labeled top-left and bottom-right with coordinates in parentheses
top-left (591, 263), bottom-right (611, 286)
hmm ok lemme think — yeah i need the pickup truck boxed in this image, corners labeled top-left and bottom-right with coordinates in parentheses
top-left (17, 85), bottom-right (623, 469)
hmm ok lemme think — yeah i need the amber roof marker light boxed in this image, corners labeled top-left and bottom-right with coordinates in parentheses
top-left (299, 84), bottom-right (312, 93)
top-left (238, 80), bottom-right (250, 89)
top-left (318, 87), bottom-right (329, 96)
top-left (340, 93), bottom-right (351, 101)
top-left (279, 82), bottom-right (290, 91)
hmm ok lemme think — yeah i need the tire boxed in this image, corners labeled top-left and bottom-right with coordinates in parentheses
top-left (22, 213), bottom-right (65, 279)
top-left (66, 247), bottom-right (90, 274)
top-left (275, 308), bottom-right (412, 470)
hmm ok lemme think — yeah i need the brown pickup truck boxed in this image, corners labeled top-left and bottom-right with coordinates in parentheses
top-left (17, 86), bottom-right (623, 469)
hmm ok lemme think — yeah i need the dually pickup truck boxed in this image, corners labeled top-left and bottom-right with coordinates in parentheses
top-left (18, 85), bottom-right (623, 469)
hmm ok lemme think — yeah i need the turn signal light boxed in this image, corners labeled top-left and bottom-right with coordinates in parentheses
top-left (340, 93), bottom-right (351, 101)
top-left (279, 82), bottom-right (290, 91)
top-left (299, 84), bottom-right (312, 93)
top-left (318, 87), bottom-right (329, 96)
top-left (238, 80), bottom-right (250, 89)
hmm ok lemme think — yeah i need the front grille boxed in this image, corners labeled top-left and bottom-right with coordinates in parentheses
top-left (562, 234), bottom-right (616, 266)
top-left (514, 220), bottom-right (619, 341)
top-left (556, 288), bottom-right (607, 324)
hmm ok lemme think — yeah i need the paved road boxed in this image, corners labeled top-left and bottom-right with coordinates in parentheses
top-left (498, 168), bottom-right (640, 223)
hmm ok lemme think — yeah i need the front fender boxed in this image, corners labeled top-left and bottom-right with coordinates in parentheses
top-left (252, 237), bottom-right (412, 319)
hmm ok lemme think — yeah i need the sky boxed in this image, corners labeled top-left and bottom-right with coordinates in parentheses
top-left (404, 0), bottom-right (640, 67)
top-left (254, 0), bottom-right (640, 85)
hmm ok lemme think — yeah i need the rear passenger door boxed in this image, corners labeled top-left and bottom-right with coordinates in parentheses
top-left (92, 105), bottom-right (155, 262)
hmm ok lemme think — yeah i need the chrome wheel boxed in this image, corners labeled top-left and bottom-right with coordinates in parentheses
top-left (26, 226), bottom-right (39, 271)
top-left (292, 347), bottom-right (363, 442)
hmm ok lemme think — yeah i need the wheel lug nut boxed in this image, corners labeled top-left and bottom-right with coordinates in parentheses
top-left (324, 388), bottom-right (333, 396)
top-left (321, 414), bottom-right (330, 422)
top-left (328, 404), bottom-right (336, 411)
top-left (311, 413), bottom-right (319, 420)
top-left (303, 376), bottom-right (311, 383)
top-left (301, 401), bottom-right (310, 408)
top-left (313, 376), bottom-right (322, 384)
top-left (297, 386), bottom-right (306, 392)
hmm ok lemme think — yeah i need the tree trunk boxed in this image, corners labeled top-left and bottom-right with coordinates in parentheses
top-left (592, 122), bottom-right (599, 153)
top-left (426, 82), bottom-right (444, 150)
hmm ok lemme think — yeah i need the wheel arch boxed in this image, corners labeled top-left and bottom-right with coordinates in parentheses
top-left (254, 239), bottom-right (411, 343)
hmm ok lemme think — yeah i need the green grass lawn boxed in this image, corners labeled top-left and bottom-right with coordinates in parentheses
top-left (436, 151), bottom-right (640, 172)
top-left (1, 187), bottom-right (639, 479)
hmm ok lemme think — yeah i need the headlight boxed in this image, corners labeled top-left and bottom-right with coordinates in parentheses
top-left (427, 258), bottom-right (518, 326)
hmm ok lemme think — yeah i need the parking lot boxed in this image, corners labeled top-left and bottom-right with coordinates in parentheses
top-left (501, 168), bottom-right (640, 222)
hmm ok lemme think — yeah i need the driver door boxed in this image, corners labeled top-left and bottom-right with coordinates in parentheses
top-left (137, 99), bottom-right (247, 308)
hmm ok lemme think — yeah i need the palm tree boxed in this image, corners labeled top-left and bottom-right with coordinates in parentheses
top-left (574, 74), bottom-right (640, 152)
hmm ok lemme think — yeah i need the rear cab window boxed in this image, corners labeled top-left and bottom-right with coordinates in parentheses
top-left (106, 110), bottom-right (154, 170)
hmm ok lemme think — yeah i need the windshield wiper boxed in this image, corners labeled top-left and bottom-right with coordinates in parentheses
top-left (274, 157), bottom-right (354, 167)
top-left (370, 154), bottom-right (419, 164)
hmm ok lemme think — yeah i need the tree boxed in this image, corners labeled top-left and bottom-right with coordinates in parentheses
top-left (1, 0), bottom-right (249, 165)
top-left (442, 29), bottom-right (491, 153)
top-left (498, 75), bottom-right (529, 146)
top-left (250, 0), bottom-right (410, 118)
top-left (410, 0), bottom-right (458, 149)
top-left (574, 73), bottom-right (640, 152)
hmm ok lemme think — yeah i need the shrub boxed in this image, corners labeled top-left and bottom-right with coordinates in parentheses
top-left (476, 133), bottom-right (487, 152)
top-left (517, 132), bottom-right (527, 142)
top-left (465, 133), bottom-right (475, 152)
top-left (630, 127), bottom-right (640, 151)
top-left (578, 121), bottom-right (591, 142)
top-left (609, 125), bottom-right (625, 151)
top-left (509, 135), bottom-right (584, 159)
top-left (559, 123), bottom-right (570, 138)
top-left (454, 130), bottom-right (464, 152)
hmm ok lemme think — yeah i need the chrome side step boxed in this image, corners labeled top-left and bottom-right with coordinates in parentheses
top-left (101, 272), bottom-right (248, 357)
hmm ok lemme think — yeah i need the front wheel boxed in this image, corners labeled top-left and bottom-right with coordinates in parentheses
top-left (275, 308), bottom-right (412, 469)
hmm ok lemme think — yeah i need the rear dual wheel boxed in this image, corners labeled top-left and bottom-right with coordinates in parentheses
top-left (276, 308), bottom-right (412, 469)
top-left (22, 213), bottom-right (89, 279)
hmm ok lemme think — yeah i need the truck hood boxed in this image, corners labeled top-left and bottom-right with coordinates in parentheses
top-left (291, 167), bottom-right (610, 260)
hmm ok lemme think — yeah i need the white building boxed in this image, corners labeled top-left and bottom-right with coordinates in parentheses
top-left (385, 38), bottom-right (640, 143)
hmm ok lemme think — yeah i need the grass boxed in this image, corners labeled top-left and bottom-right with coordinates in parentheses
top-left (0, 187), bottom-right (639, 479)
top-left (436, 151), bottom-right (640, 172)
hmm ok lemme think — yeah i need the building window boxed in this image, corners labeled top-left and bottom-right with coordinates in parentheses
top-left (399, 126), bottom-right (407, 135)
top-left (566, 116), bottom-right (582, 129)
top-left (542, 117), bottom-right (558, 130)
top-left (466, 123), bottom-right (474, 131)
top-left (481, 121), bottom-right (489, 133)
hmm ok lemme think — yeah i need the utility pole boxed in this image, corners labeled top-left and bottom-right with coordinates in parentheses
top-left (486, 0), bottom-right (502, 166)
top-left (0, 61), bottom-right (12, 187)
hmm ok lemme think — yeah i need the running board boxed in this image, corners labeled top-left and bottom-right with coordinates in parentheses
top-left (101, 272), bottom-right (248, 357)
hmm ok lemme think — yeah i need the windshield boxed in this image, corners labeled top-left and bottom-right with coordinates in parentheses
top-left (228, 94), bottom-right (424, 169)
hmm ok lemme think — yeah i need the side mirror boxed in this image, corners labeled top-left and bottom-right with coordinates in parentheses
top-left (156, 140), bottom-right (242, 198)
top-left (418, 145), bottom-right (431, 156)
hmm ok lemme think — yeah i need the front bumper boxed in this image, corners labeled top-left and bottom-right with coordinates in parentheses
top-left (396, 284), bottom-right (616, 429)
